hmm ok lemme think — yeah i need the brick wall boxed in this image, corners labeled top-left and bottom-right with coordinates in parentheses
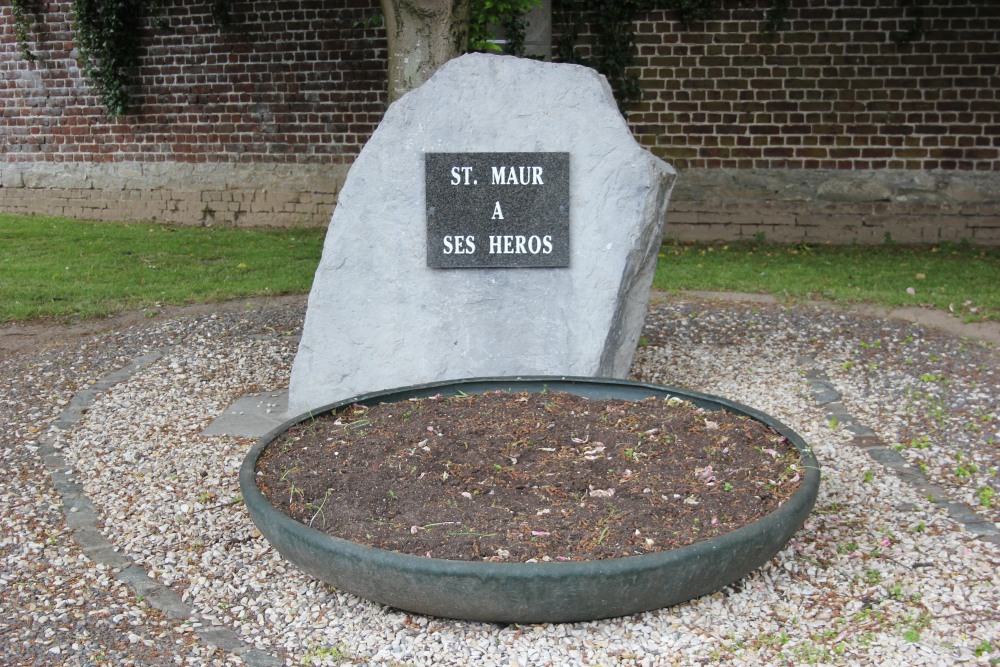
top-left (1, 0), bottom-right (998, 241)
top-left (554, 0), bottom-right (1000, 243)
top-left (1, 0), bottom-right (385, 226)
top-left (621, 0), bottom-right (1000, 172)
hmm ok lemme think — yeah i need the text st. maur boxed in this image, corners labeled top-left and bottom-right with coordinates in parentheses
top-left (425, 153), bottom-right (569, 268)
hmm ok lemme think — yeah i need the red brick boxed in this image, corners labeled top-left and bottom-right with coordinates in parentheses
top-left (5, 0), bottom-right (999, 232)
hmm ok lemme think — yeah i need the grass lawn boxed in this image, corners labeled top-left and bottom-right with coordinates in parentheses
top-left (653, 240), bottom-right (1000, 323)
top-left (2, 214), bottom-right (998, 324)
top-left (0, 214), bottom-right (326, 323)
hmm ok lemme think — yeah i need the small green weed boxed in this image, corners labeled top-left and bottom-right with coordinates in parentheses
top-left (901, 613), bottom-right (932, 643)
top-left (836, 541), bottom-right (859, 555)
top-left (307, 490), bottom-right (333, 528)
top-left (303, 644), bottom-right (351, 664)
top-left (791, 639), bottom-right (833, 664)
top-left (954, 463), bottom-right (979, 478)
top-left (862, 568), bottom-right (882, 585)
top-left (759, 630), bottom-right (790, 648)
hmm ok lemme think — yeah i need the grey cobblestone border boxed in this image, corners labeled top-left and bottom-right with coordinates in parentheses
top-left (797, 355), bottom-right (1000, 547)
top-left (36, 349), bottom-right (284, 667)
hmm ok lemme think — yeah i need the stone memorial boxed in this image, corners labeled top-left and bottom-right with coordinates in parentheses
top-left (287, 53), bottom-right (676, 415)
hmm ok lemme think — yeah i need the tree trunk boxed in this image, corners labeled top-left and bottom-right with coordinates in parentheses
top-left (381, 0), bottom-right (470, 103)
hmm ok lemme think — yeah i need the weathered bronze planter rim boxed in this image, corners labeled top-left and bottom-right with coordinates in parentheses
top-left (240, 376), bottom-right (820, 623)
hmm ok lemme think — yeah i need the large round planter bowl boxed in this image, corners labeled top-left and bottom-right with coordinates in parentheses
top-left (240, 377), bottom-right (819, 623)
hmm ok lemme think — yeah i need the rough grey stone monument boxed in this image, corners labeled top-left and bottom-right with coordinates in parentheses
top-left (287, 53), bottom-right (676, 415)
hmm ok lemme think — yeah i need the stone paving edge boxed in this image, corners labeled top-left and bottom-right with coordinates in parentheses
top-left (36, 346), bottom-right (284, 667)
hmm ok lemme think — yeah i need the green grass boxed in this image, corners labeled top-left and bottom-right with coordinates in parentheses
top-left (653, 240), bottom-right (1000, 323)
top-left (0, 214), bottom-right (326, 323)
top-left (3, 214), bottom-right (999, 325)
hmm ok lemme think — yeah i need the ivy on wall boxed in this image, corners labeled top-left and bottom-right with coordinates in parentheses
top-left (555, 0), bottom-right (928, 111)
top-left (555, 0), bottom-right (789, 108)
top-left (6, 0), bottom-right (539, 115)
top-left (5, 0), bottom-right (146, 113)
top-left (72, 0), bottom-right (145, 116)
top-left (5, 0), bottom-right (932, 117)
top-left (469, 0), bottom-right (541, 55)
top-left (8, 0), bottom-right (38, 60)
top-left (352, 0), bottom-right (541, 55)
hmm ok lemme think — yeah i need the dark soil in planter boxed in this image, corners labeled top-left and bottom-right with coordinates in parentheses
top-left (254, 390), bottom-right (803, 563)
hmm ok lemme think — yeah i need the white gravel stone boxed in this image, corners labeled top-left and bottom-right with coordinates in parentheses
top-left (5, 297), bottom-right (997, 666)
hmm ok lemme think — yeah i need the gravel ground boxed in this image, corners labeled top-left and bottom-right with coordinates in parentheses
top-left (1, 294), bottom-right (997, 666)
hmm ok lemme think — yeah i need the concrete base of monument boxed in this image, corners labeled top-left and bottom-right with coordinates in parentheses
top-left (202, 389), bottom-right (289, 438)
top-left (239, 377), bottom-right (820, 624)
